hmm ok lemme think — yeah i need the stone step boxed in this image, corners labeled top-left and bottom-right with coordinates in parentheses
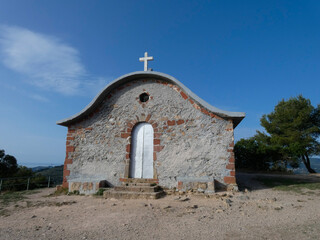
top-left (124, 182), bottom-right (157, 187)
top-left (103, 190), bottom-right (164, 199)
top-left (114, 185), bottom-right (160, 192)
top-left (120, 178), bottom-right (158, 184)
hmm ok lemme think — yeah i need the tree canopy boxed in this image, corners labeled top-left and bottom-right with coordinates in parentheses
top-left (0, 149), bottom-right (34, 178)
top-left (259, 95), bottom-right (320, 173)
top-left (0, 149), bottom-right (18, 177)
top-left (235, 95), bottom-right (320, 173)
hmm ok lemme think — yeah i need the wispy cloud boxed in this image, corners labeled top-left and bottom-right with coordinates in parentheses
top-left (29, 94), bottom-right (49, 102)
top-left (0, 81), bottom-right (50, 102)
top-left (0, 25), bottom-right (108, 96)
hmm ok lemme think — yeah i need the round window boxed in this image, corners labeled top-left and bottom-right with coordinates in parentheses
top-left (139, 93), bottom-right (149, 102)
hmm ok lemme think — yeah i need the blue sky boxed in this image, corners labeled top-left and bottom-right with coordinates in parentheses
top-left (0, 1), bottom-right (319, 167)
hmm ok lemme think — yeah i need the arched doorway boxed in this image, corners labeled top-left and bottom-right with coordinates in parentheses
top-left (130, 122), bottom-right (154, 178)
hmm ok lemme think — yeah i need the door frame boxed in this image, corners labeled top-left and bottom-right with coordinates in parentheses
top-left (120, 116), bottom-right (164, 183)
top-left (129, 122), bottom-right (154, 178)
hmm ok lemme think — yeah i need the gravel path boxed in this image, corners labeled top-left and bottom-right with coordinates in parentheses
top-left (1, 173), bottom-right (319, 240)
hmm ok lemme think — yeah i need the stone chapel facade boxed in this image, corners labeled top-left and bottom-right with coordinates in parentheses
top-left (57, 71), bottom-right (245, 194)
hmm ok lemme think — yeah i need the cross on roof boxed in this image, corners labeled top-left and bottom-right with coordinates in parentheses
top-left (139, 52), bottom-right (154, 71)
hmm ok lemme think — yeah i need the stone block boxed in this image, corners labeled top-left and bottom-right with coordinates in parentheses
top-left (69, 182), bottom-right (81, 192)
top-left (82, 182), bottom-right (88, 191)
top-left (207, 182), bottom-right (215, 193)
top-left (198, 182), bottom-right (207, 190)
top-left (176, 177), bottom-right (215, 193)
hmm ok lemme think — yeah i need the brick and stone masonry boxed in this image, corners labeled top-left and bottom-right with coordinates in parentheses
top-left (57, 71), bottom-right (245, 194)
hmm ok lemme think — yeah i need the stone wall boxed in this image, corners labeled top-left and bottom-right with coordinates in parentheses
top-left (62, 78), bottom-right (236, 193)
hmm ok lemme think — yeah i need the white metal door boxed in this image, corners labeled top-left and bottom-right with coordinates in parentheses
top-left (130, 123), bottom-right (154, 178)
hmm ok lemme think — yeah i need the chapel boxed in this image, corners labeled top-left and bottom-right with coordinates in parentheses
top-left (57, 52), bottom-right (245, 195)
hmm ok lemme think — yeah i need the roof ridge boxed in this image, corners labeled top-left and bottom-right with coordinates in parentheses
top-left (56, 71), bottom-right (245, 127)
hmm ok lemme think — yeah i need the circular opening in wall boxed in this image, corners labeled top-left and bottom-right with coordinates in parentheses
top-left (139, 93), bottom-right (149, 102)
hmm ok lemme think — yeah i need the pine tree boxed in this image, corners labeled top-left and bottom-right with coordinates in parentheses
top-left (260, 95), bottom-right (320, 173)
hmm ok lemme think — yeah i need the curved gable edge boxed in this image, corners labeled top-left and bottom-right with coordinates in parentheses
top-left (56, 71), bottom-right (245, 128)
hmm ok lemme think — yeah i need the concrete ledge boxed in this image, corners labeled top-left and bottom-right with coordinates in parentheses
top-left (177, 177), bottom-right (214, 182)
top-left (119, 178), bottom-right (159, 184)
top-left (69, 180), bottom-right (107, 195)
top-left (177, 177), bottom-right (215, 193)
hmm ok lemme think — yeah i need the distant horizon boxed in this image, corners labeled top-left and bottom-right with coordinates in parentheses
top-left (20, 162), bottom-right (63, 168)
top-left (20, 157), bottom-right (320, 169)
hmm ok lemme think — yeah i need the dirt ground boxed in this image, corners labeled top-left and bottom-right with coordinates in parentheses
top-left (1, 173), bottom-right (320, 240)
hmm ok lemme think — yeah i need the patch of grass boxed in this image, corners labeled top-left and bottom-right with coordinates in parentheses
top-left (25, 190), bottom-right (40, 195)
top-left (67, 190), bottom-right (80, 195)
top-left (274, 182), bottom-right (320, 193)
top-left (22, 200), bottom-right (77, 208)
top-left (256, 177), bottom-right (320, 193)
top-left (305, 191), bottom-right (316, 195)
top-left (47, 187), bottom-right (68, 197)
top-left (0, 190), bottom-right (40, 206)
top-left (0, 208), bottom-right (10, 217)
top-left (0, 191), bottom-right (26, 205)
top-left (55, 187), bottom-right (68, 195)
top-left (95, 188), bottom-right (107, 196)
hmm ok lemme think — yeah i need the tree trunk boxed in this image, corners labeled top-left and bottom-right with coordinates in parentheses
top-left (301, 154), bottom-right (316, 173)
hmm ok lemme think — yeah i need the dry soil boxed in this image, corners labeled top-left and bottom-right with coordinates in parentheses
top-left (1, 173), bottom-right (320, 240)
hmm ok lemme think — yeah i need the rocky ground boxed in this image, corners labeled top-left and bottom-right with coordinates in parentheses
top-left (1, 172), bottom-right (320, 240)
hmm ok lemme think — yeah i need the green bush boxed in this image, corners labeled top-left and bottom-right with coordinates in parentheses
top-left (95, 188), bottom-right (106, 196)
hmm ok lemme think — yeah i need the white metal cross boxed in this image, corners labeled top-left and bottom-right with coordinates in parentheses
top-left (139, 52), bottom-right (154, 71)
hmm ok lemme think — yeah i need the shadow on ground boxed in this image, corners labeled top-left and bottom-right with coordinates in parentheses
top-left (236, 171), bottom-right (320, 192)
